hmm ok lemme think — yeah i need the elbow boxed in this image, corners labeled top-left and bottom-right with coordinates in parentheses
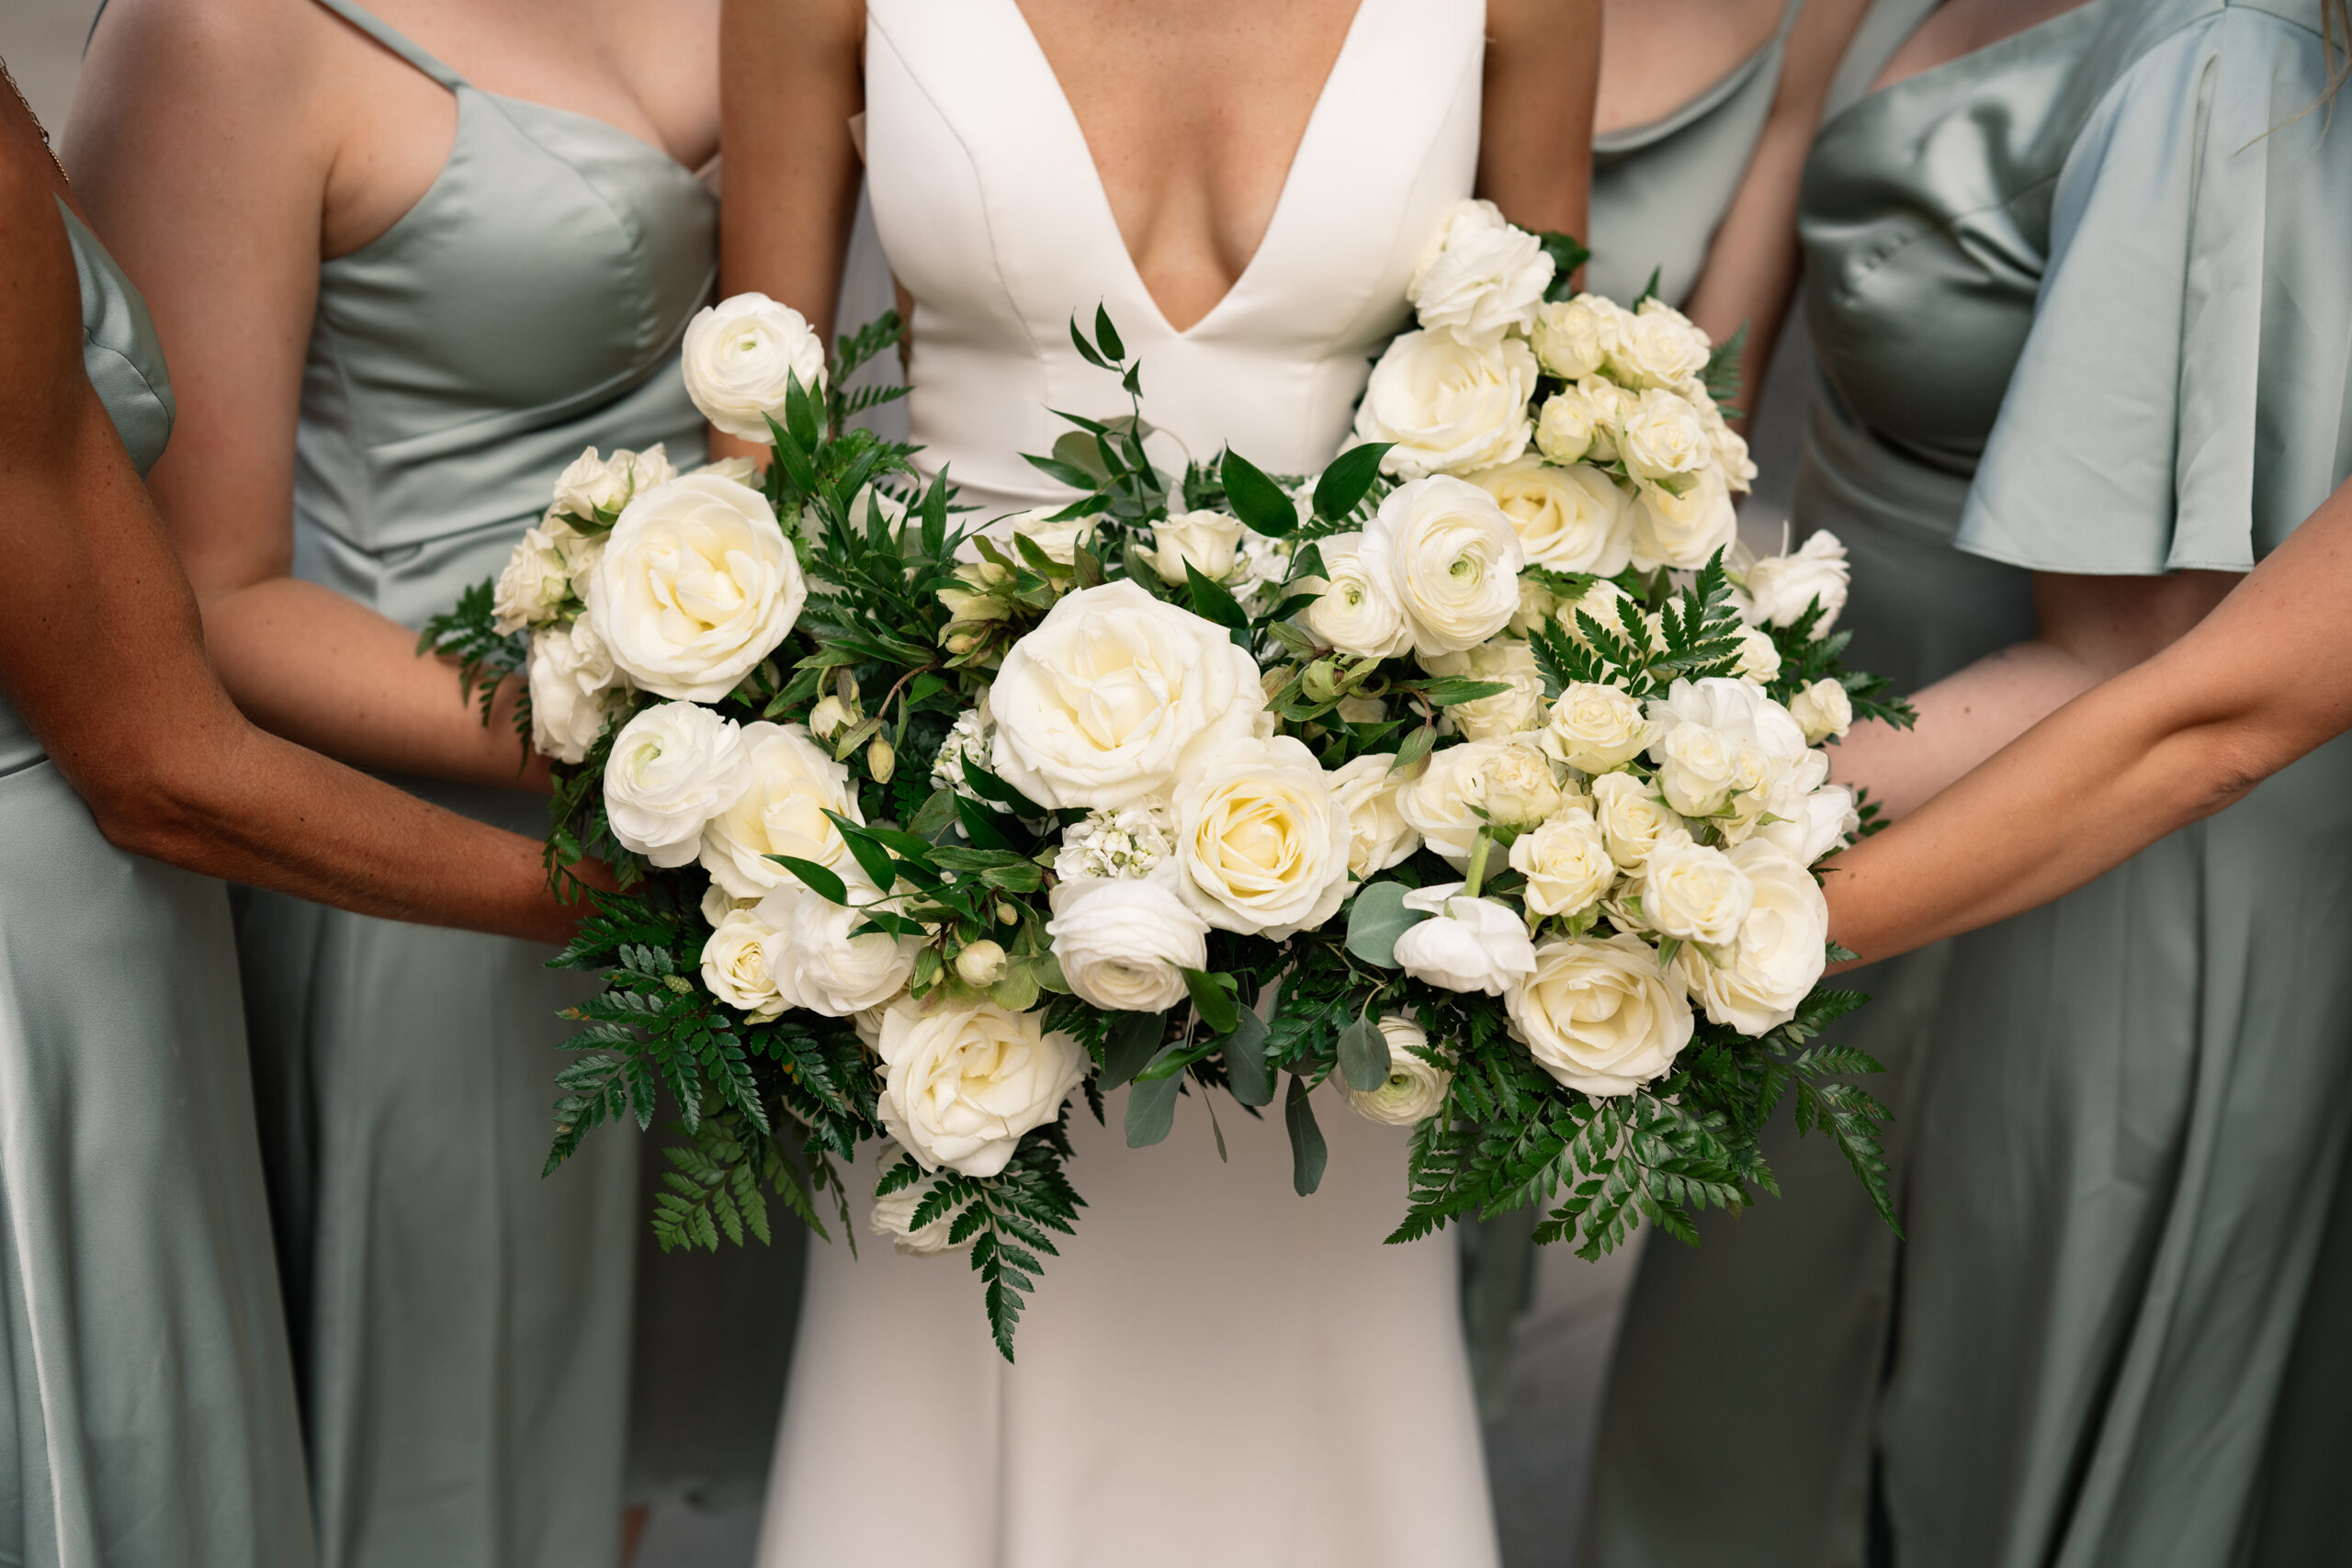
top-left (2170, 724), bottom-right (2289, 827)
top-left (75, 732), bottom-right (247, 873)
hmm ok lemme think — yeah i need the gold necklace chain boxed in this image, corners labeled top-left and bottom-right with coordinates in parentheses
top-left (0, 54), bottom-right (72, 186)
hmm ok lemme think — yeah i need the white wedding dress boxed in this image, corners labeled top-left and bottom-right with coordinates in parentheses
top-left (755, 5), bottom-right (1499, 1564)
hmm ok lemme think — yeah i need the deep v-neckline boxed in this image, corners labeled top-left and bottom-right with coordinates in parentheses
top-left (1000, 0), bottom-right (1372, 339)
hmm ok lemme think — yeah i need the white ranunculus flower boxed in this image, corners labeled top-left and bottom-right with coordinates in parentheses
top-left (989, 581), bottom-right (1264, 811)
top-left (1394, 884), bottom-right (1539, 996)
top-left (1619, 388), bottom-right (1714, 482)
top-left (1327, 753), bottom-right (1423, 875)
top-left (1508, 933), bottom-right (1694, 1098)
top-left (1045, 874), bottom-right (1210, 1014)
top-left (1422, 639), bottom-right (1545, 742)
top-left (1299, 533), bottom-right (1414, 660)
top-left (603, 702), bottom-right (752, 867)
top-left (681, 291), bottom-right (829, 443)
top-left (1510, 808), bottom-right (1617, 919)
top-left (1145, 510), bottom-right (1248, 585)
top-left (1789, 678), bottom-right (1854, 744)
top-left (1170, 736), bottom-right (1352, 939)
top-left (1540, 682), bottom-right (1655, 774)
top-left (1673, 840), bottom-right (1828, 1035)
top-left (764, 884), bottom-right (922, 1017)
top-left (1639, 831), bottom-right (1757, 946)
top-left (698, 721), bottom-right (865, 899)
top-left (1342, 1014), bottom-right (1453, 1125)
top-left (492, 523), bottom-right (578, 633)
top-left (868, 1153), bottom-right (970, 1257)
top-left (586, 474), bottom-right (805, 702)
top-left (527, 618), bottom-right (623, 764)
top-left (1754, 783), bottom-right (1860, 867)
top-left (1472, 457), bottom-right (1634, 576)
top-left (551, 444), bottom-right (678, 525)
top-left (1628, 468), bottom-right (1738, 572)
top-left (1352, 330), bottom-right (1538, 479)
top-left (1733, 626), bottom-right (1784, 685)
top-left (1531, 294), bottom-right (1621, 380)
top-left (1745, 531), bottom-right (1852, 636)
top-left (874, 998), bottom-right (1090, 1179)
top-left (1589, 771), bottom-right (1685, 870)
top-left (1608, 299), bottom-right (1713, 389)
top-left (1366, 475), bottom-right (1527, 656)
top-left (700, 907), bottom-right (791, 1022)
top-left (1408, 197), bottom-right (1555, 346)
top-left (1398, 737), bottom-right (1566, 866)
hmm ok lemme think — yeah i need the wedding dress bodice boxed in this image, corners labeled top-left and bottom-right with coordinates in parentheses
top-left (864, 0), bottom-right (1483, 516)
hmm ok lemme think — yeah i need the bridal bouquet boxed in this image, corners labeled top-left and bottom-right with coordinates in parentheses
top-left (426, 201), bottom-right (1905, 1356)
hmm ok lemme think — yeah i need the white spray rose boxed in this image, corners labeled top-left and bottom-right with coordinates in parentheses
top-left (1540, 682), bottom-right (1656, 774)
top-left (1555, 578), bottom-right (1640, 649)
top-left (1146, 510), bottom-right (1248, 585)
top-left (603, 702), bottom-right (752, 867)
top-left (1535, 381), bottom-right (1619, 467)
top-left (1341, 1015), bottom-right (1453, 1126)
top-left (700, 882), bottom-right (748, 928)
top-left (1745, 531), bottom-right (1852, 635)
top-left (996, 506), bottom-right (1094, 566)
top-left (1674, 840), bottom-right (1829, 1036)
top-left (1366, 475), bottom-right (1527, 656)
top-left (1507, 933), bottom-right (1694, 1097)
top-left (1733, 626), bottom-right (1784, 685)
top-left (1327, 753), bottom-right (1423, 875)
top-left (765, 884), bottom-right (922, 1017)
top-left (1299, 533), bottom-right (1413, 660)
top-left (1589, 771), bottom-right (1685, 870)
top-left (1754, 783), bottom-right (1860, 868)
top-left (1510, 809), bottom-right (1617, 919)
top-left (700, 908), bottom-right (791, 1022)
top-left (873, 998), bottom-right (1090, 1179)
top-left (1472, 457), bottom-right (1634, 576)
top-left (698, 722), bottom-right (865, 899)
top-left (695, 456), bottom-right (763, 487)
top-left (1407, 198), bottom-right (1555, 345)
top-left (1045, 874), bottom-right (1210, 1014)
top-left (681, 292), bottom-right (828, 443)
top-left (1646, 678), bottom-right (1812, 813)
top-left (868, 1155), bottom-right (969, 1258)
top-left (492, 523), bottom-right (578, 633)
top-left (1422, 639), bottom-right (1546, 742)
top-left (989, 580), bottom-right (1264, 811)
top-left (1637, 831), bottom-right (1757, 947)
top-left (551, 444), bottom-right (678, 525)
top-left (1170, 736), bottom-right (1352, 939)
top-left (1629, 469), bottom-right (1738, 572)
top-left (1510, 577), bottom-right (1561, 637)
top-left (1398, 737), bottom-right (1566, 866)
top-left (1608, 299), bottom-right (1713, 389)
top-left (526, 618), bottom-right (623, 764)
top-left (586, 475), bottom-right (805, 702)
top-left (1352, 330), bottom-right (1538, 479)
top-left (1789, 678), bottom-right (1854, 744)
top-left (1531, 294), bottom-right (1620, 380)
top-left (1619, 388), bottom-right (1715, 483)
top-left (1652, 720), bottom-right (1742, 817)
top-left (1394, 884), bottom-right (1540, 996)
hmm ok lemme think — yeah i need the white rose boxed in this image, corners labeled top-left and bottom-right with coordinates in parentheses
top-left (1341, 1015), bottom-right (1453, 1126)
top-left (1510, 809), bottom-right (1617, 919)
top-left (1045, 874), bottom-right (1210, 1014)
top-left (989, 581), bottom-right (1265, 810)
top-left (874, 998), bottom-right (1090, 1178)
top-left (1510, 576), bottom-right (1561, 637)
top-left (1408, 197), bottom-right (1554, 346)
top-left (1535, 381), bottom-right (1621, 468)
top-left (1540, 682), bottom-right (1656, 774)
top-left (698, 722), bottom-right (865, 899)
top-left (1299, 533), bottom-right (1414, 660)
top-left (1733, 626), bottom-right (1784, 685)
top-left (1647, 678), bottom-right (1812, 813)
top-left (1398, 737), bottom-right (1566, 865)
top-left (1628, 469), bottom-right (1738, 572)
top-left (996, 506), bottom-right (1094, 566)
top-left (700, 907), bottom-right (790, 1022)
top-left (603, 702), bottom-right (752, 868)
top-left (1754, 783), bottom-right (1860, 867)
top-left (765, 884), bottom-right (922, 1016)
top-left (1673, 840), bottom-right (1828, 1036)
top-left (492, 524), bottom-right (576, 633)
top-left (1638, 831), bottom-right (1757, 946)
top-left (1653, 721), bottom-right (1742, 817)
top-left (586, 474), bottom-right (805, 703)
top-left (695, 456), bottom-right (763, 487)
top-left (1352, 330), bottom-right (1538, 479)
top-left (868, 1155), bottom-right (969, 1258)
top-left (1589, 771), bottom-right (1685, 870)
top-left (1366, 475), bottom-right (1527, 656)
top-left (1745, 532), bottom-right (1852, 636)
top-left (1170, 736), bottom-right (1352, 939)
top-left (527, 617), bottom-right (623, 764)
top-left (680, 291), bottom-right (829, 443)
top-left (1327, 753), bottom-right (1423, 875)
top-left (1789, 678), bottom-right (1854, 744)
top-left (1619, 388), bottom-right (1715, 483)
top-left (701, 882), bottom-right (748, 928)
top-left (1555, 578), bottom-right (1637, 649)
top-left (1531, 294), bottom-right (1620, 380)
top-left (1608, 299), bottom-right (1713, 389)
top-left (551, 444), bottom-right (678, 525)
top-left (1394, 884), bottom-right (1540, 996)
top-left (1471, 457), bottom-right (1634, 577)
top-left (1507, 933), bottom-right (1694, 1098)
top-left (1422, 639), bottom-right (1545, 742)
top-left (1146, 510), bottom-right (1248, 585)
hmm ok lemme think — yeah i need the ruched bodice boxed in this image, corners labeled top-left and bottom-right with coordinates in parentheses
top-left (863, 0), bottom-right (1482, 517)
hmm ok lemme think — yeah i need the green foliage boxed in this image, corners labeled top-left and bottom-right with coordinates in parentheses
top-left (417, 580), bottom-right (531, 744)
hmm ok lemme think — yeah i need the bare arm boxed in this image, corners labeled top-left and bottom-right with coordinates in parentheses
top-left (0, 141), bottom-right (591, 946)
top-left (1481, 0), bottom-right (1601, 243)
top-left (65, 0), bottom-right (546, 793)
top-left (1827, 479), bottom-right (2352, 964)
top-left (719, 0), bottom-right (866, 341)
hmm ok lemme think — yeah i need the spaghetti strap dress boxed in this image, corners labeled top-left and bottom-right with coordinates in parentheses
top-left (0, 199), bottom-right (314, 1568)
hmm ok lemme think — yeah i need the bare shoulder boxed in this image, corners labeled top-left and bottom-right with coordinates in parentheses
top-left (78, 0), bottom-right (322, 105)
top-left (1484, 0), bottom-right (1601, 49)
top-left (0, 144), bottom-right (90, 440)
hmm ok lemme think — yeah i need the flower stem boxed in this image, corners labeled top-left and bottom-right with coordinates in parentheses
top-left (1462, 829), bottom-right (1493, 901)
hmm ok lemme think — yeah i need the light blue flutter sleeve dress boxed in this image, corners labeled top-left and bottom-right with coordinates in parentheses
top-left (0, 198), bottom-right (315, 1568)
top-left (1588, 5), bottom-right (2352, 1567)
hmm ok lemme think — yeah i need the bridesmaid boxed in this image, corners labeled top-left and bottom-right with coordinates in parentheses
top-left (1589, 2), bottom-right (2352, 1564)
top-left (67, 4), bottom-right (720, 1563)
top-left (0, 80), bottom-right (610, 1568)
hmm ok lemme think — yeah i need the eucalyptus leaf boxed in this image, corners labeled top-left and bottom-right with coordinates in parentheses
top-left (1223, 1011), bottom-right (1273, 1107)
top-left (1336, 1016), bottom-right (1391, 1093)
top-left (1125, 1073), bottom-right (1179, 1147)
top-left (1345, 882), bottom-right (1428, 968)
top-left (1284, 1076), bottom-right (1329, 1196)
top-left (1101, 1010), bottom-right (1167, 1089)
top-left (1180, 967), bottom-right (1241, 1035)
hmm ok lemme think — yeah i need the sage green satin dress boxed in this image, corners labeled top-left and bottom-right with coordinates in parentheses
top-left (0, 201), bottom-right (313, 1568)
top-left (1586, 5), bottom-right (2352, 1565)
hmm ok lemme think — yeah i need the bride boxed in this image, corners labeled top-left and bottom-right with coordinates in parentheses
top-left (719, 2), bottom-right (1593, 1563)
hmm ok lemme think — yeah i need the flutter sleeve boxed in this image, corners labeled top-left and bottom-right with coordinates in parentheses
top-left (1955, 6), bottom-right (2352, 575)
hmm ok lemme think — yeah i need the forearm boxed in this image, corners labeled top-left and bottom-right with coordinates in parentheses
top-left (1826, 640), bottom-right (2103, 820)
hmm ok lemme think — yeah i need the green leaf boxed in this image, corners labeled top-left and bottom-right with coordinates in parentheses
top-left (1180, 967), bottom-right (1240, 1035)
top-left (1285, 1077), bottom-right (1329, 1196)
top-left (1634, 266), bottom-right (1664, 309)
top-left (1390, 724), bottom-right (1439, 777)
top-left (1219, 448), bottom-right (1300, 538)
top-left (1336, 1015), bottom-right (1390, 1093)
top-left (831, 818), bottom-right (897, 893)
top-left (1537, 230), bottom-right (1592, 300)
top-left (1345, 882), bottom-right (1428, 968)
top-left (784, 370), bottom-right (823, 454)
top-left (1069, 315), bottom-right (1108, 369)
top-left (1182, 562), bottom-right (1249, 631)
top-left (1093, 303), bottom-right (1125, 364)
top-left (1023, 452), bottom-right (1103, 491)
top-left (1125, 1073), bottom-right (1180, 1146)
top-left (1223, 1011), bottom-right (1273, 1107)
top-left (1418, 677), bottom-right (1514, 706)
top-left (1100, 1010), bottom-right (1166, 1089)
top-left (763, 412), bottom-right (819, 495)
top-left (770, 857), bottom-right (849, 905)
top-left (1312, 442), bottom-right (1393, 521)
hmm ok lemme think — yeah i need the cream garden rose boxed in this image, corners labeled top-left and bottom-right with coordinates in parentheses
top-left (873, 998), bottom-right (1090, 1179)
top-left (1510, 809), bottom-right (1616, 919)
top-left (603, 702), bottom-right (752, 868)
top-left (526, 617), bottom-right (622, 764)
top-left (1327, 753), bottom-right (1422, 875)
top-left (699, 722), bottom-right (865, 899)
top-left (1145, 510), bottom-right (1248, 585)
top-left (681, 291), bottom-right (828, 443)
top-left (1341, 1015), bottom-right (1453, 1126)
top-left (1351, 330), bottom-right (1538, 479)
top-left (766, 884), bottom-right (922, 1017)
top-left (1508, 933), bottom-right (1695, 1097)
top-left (1541, 682), bottom-right (1655, 773)
top-left (1407, 198), bottom-right (1555, 345)
top-left (1398, 737), bottom-right (1566, 866)
top-left (1673, 840), bottom-right (1829, 1036)
top-left (1299, 533), bottom-right (1413, 659)
top-left (699, 908), bottom-right (791, 1022)
top-left (586, 474), bottom-right (806, 702)
top-left (1170, 736), bottom-right (1352, 939)
top-left (1628, 468), bottom-right (1738, 572)
top-left (1394, 885), bottom-right (1539, 996)
top-left (989, 581), bottom-right (1264, 810)
top-left (1365, 476), bottom-right (1528, 656)
top-left (1045, 874), bottom-right (1210, 1014)
top-left (1472, 457), bottom-right (1634, 576)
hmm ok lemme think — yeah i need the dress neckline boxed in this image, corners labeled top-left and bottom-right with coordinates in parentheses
top-left (1825, 0), bottom-right (2120, 133)
top-left (1594, 0), bottom-right (1806, 154)
top-left (998, 0), bottom-right (1374, 340)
